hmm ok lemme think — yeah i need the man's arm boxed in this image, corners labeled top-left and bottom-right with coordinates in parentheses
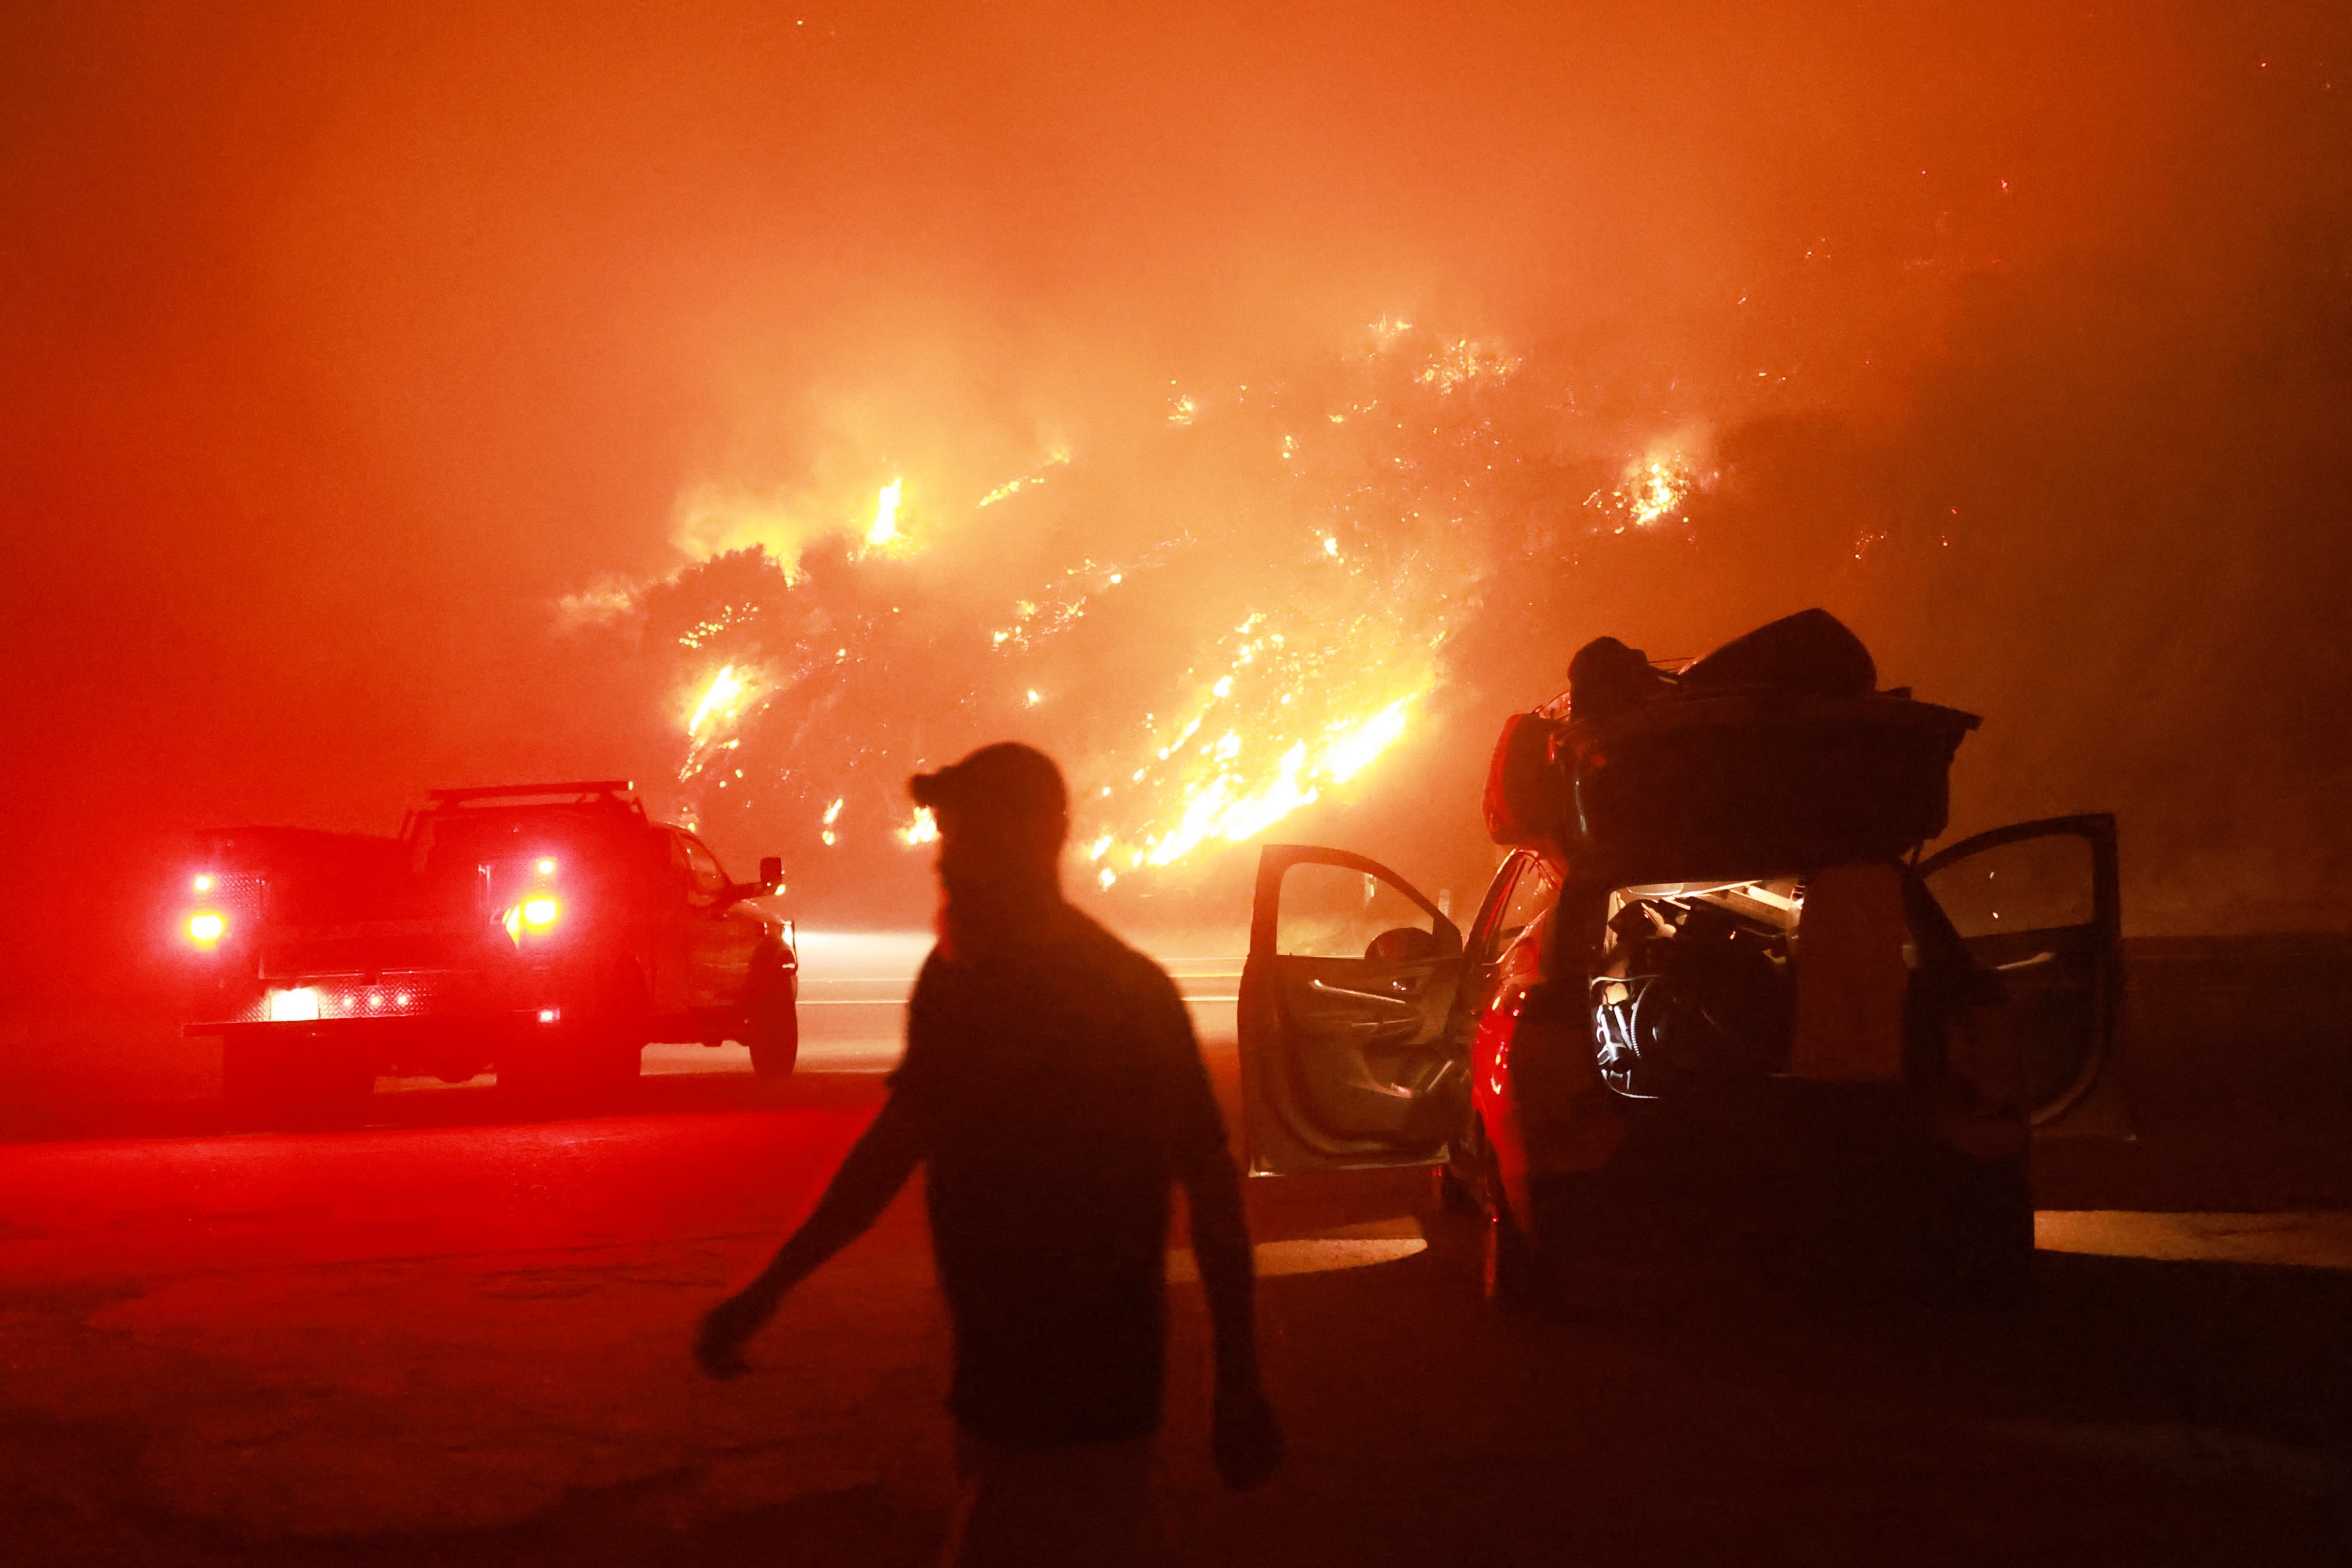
top-left (1178, 1131), bottom-right (1285, 1489)
top-left (694, 1092), bottom-right (926, 1378)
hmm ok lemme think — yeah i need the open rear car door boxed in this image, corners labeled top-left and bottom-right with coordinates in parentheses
top-left (1919, 813), bottom-right (2122, 1124)
top-left (1237, 846), bottom-right (1467, 1175)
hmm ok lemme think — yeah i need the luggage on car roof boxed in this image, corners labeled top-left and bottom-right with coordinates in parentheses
top-left (1675, 607), bottom-right (1876, 698)
top-left (1483, 609), bottom-right (1978, 878)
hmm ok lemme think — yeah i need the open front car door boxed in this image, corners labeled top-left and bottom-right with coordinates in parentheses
top-left (1237, 845), bottom-right (1467, 1175)
top-left (1918, 813), bottom-right (2122, 1125)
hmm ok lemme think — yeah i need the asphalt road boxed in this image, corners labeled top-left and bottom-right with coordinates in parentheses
top-left (4, 934), bottom-right (2348, 1565)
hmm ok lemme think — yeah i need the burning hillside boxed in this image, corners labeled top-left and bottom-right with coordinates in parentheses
top-left (594, 320), bottom-right (1707, 904)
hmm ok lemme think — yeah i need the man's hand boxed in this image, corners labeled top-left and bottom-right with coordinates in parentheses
top-left (1211, 1382), bottom-right (1285, 1492)
top-left (693, 1288), bottom-right (771, 1379)
top-left (692, 1096), bottom-right (927, 1383)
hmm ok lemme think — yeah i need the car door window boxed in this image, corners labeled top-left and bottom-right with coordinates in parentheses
top-left (683, 837), bottom-right (729, 901)
top-left (1923, 831), bottom-right (2094, 940)
top-left (1276, 861), bottom-right (1445, 962)
top-left (1916, 815), bottom-right (2120, 1124)
top-left (676, 834), bottom-right (729, 905)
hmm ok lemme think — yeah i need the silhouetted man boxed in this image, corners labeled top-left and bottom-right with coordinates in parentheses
top-left (696, 741), bottom-right (1282, 1564)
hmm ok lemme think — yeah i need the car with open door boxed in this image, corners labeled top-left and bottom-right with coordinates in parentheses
top-left (1237, 611), bottom-right (2122, 1307)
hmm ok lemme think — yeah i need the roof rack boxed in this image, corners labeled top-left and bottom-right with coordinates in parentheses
top-left (425, 781), bottom-right (634, 804)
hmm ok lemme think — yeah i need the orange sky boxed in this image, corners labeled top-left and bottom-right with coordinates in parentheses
top-left (3, 2), bottom-right (2347, 974)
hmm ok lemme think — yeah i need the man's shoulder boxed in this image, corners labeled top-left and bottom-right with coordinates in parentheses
top-left (1057, 909), bottom-right (1180, 998)
top-left (907, 944), bottom-right (954, 1005)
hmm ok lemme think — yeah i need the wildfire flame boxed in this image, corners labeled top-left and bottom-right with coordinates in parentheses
top-left (1059, 573), bottom-right (1439, 873)
top-left (631, 318), bottom-right (1653, 893)
top-left (1591, 446), bottom-right (1702, 532)
top-left (681, 662), bottom-right (762, 781)
top-left (866, 479), bottom-right (904, 548)
top-left (687, 664), bottom-right (745, 737)
top-left (1625, 459), bottom-right (1685, 527)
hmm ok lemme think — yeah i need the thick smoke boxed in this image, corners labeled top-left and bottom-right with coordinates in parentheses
top-left (2, 2), bottom-right (2347, 1022)
top-left (604, 145), bottom-right (2352, 940)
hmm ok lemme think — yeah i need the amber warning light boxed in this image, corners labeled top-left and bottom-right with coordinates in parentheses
top-left (503, 895), bottom-right (564, 942)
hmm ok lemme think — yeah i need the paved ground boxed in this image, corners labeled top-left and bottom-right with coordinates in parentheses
top-left (4, 935), bottom-right (2349, 1564)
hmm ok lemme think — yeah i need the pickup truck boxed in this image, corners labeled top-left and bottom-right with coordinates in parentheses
top-left (178, 781), bottom-right (797, 1123)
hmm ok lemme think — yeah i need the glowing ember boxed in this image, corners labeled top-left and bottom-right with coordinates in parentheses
top-left (977, 450), bottom-right (1071, 508)
top-left (1416, 336), bottom-right (1519, 394)
top-left (1626, 460), bottom-right (1684, 526)
top-left (1594, 449), bottom-right (1700, 531)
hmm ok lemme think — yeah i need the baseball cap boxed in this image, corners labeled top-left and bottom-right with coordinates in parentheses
top-left (908, 742), bottom-right (1068, 826)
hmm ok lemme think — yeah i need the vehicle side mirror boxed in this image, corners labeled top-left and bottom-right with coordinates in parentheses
top-left (759, 855), bottom-right (783, 891)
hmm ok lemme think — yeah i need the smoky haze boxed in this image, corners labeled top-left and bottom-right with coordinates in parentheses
top-left (3, 2), bottom-right (2347, 1008)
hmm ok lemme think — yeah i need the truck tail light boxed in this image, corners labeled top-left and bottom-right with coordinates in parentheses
top-left (187, 912), bottom-right (226, 946)
top-left (267, 987), bottom-right (320, 1022)
top-left (503, 897), bottom-right (566, 943)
